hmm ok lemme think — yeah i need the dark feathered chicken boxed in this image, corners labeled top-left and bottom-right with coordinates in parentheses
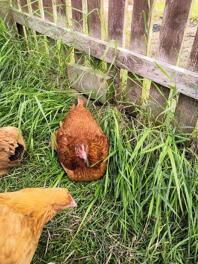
top-left (54, 98), bottom-right (109, 181)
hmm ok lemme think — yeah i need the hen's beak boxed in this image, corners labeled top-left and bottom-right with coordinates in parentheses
top-left (53, 195), bottom-right (77, 211)
top-left (65, 194), bottom-right (77, 209)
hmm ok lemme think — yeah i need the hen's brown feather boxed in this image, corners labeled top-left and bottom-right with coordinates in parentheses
top-left (0, 127), bottom-right (26, 176)
top-left (54, 98), bottom-right (109, 181)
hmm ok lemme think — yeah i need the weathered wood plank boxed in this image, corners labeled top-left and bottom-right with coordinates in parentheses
top-left (12, 10), bottom-right (198, 101)
top-left (158, 0), bottom-right (193, 64)
top-left (127, 0), bottom-right (154, 106)
top-left (174, 26), bottom-right (198, 132)
top-left (130, 0), bottom-right (154, 54)
top-left (30, 0), bottom-right (39, 16)
top-left (125, 74), bottom-right (143, 107)
top-left (108, 0), bottom-right (125, 46)
top-left (188, 26), bottom-right (198, 71)
top-left (56, 0), bottom-right (66, 16)
top-left (67, 63), bottom-right (111, 103)
top-left (19, 0), bottom-right (28, 13)
top-left (42, 0), bottom-right (53, 21)
top-left (108, 0), bottom-right (126, 99)
top-left (56, 0), bottom-right (66, 25)
top-left (87, 0), bottom-right (101, 39)
top-left (149, 0), bottom-right (193, 119)
top-left (71, 0), bottom-right (83, 32)
top-left (0, 0), bottom-right (13, 26)
top-left (147, 85), bottom-right (170, 118)
top-left (174, 95), bottom-right (198, 133)
top-left (87, 0), bottom-right (102, 88)
top-left (71, 0), bottom-right (84, 63)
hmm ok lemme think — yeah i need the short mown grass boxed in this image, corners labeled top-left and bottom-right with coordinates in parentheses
top-left (0, 20), bottom-right (198, 264)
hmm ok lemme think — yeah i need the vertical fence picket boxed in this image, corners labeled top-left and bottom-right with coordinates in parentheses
top-left (108, 0), bottom-right (125, 99)
top-left (71, 0), bottom-right (83, 32)
top-left (34, 0), bottom-right (49, 53)
top-left (24, 0), bottom-right (39, 49)
top-left (108, 0), bottom-right (125, 46)
top-left (71, 0), bottom-right (84, 63)
top-left (188, 27), bottom-right (198, 71)
top-left (87, 0), bottom-right (101, 39)
top-left (20, 0), bottom-right (28, 13)
top-left (148, 0), bottom-right (193, 120)
top-left (100, 0), bottom-right (107, 41)
top-left (37, 0), bottom-right (45, 19)
top-left (126, 0), bottom-right (154, 107)
top-left (56, 0), bottom-right (66, 17)
top-left (174, 27), bottom-right (198, 132)
top-left (56, 0), bottom-right (66, 25)
top-left (30, 0), bottom-right (39, 16)
top-left (86, 0), bottom-right (109, 101)
top-left (130, 0), bottom-right (154, 54)
top-left (0, 0), bottom-right (12, 25)
top-left (15, 0), bottom-right (29, 50)
top-left (42, 0), bottom-right (53, 21)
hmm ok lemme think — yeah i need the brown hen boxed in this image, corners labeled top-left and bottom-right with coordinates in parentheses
top-left (54, 98), bottom-right (109, 181)
top-left (0, 126), bottom-right (26, 176)
top-left (0, 187), bottom-right (77, 264)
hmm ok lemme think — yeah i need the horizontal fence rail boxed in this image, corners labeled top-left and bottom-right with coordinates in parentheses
top-left (12, 9), bottom-right (198, 101)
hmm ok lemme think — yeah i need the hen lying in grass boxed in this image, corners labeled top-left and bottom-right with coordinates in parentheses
top-left (54, 98), bottom-right (109, 181)
top-left (0, 127), bottom-right (26, 176)
top-left (0, 188), bottom-right (77, 264)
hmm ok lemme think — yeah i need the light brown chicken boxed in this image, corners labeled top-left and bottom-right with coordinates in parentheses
top-left (0, 126), bottom-right (26, 176)
top-left (54, 98), bottom-right (109, 181)
top-left (0, 187), bottom-right (77, 264)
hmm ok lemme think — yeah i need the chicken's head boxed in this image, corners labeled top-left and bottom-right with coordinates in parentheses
top-left (1, 188), bottom-right (77, 233)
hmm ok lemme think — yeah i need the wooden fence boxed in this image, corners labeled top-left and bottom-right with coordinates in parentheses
top-left (1, 0), bottom-right (198, 132)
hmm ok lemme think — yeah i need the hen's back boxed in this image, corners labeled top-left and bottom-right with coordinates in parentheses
top-left (0, 203), bottom-right (36, 264)
top-left (61, 98), bottom-right (103, 138)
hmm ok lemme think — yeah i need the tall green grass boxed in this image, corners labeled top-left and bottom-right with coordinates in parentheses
top-left (0, 19), bottom-right (197, 263)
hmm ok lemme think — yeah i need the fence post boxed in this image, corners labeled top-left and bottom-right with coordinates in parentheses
top-left (174, 27), bottom-right (198, 132)
top-left (126, 0), bottom-right (154, 111)
top-left (0, 0), bottom-right (13, 26)
top-left (148, 0), bottom-right (193, 123)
